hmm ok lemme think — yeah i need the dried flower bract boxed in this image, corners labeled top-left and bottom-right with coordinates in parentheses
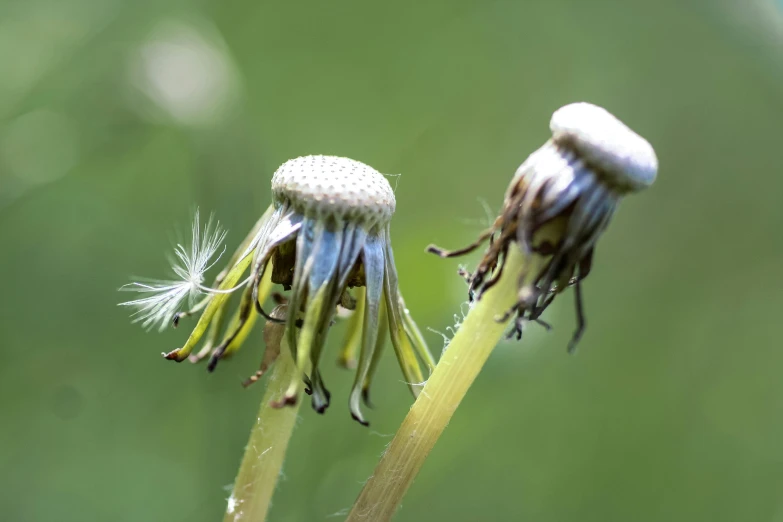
top-left (429, 102), bottom-right (658, 351)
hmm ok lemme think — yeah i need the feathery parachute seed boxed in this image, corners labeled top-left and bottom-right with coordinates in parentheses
top-left (428, 102), bottom-right (658, 351)
top-left (119, 210), bottom-right (227, 331)
top-left (119, 155), bottom-right (434, 426)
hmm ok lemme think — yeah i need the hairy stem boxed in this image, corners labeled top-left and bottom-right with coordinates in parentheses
top-left (347, 224), bottom-right (560, 521)
top-left (223, 342), bottom-right (300, 522)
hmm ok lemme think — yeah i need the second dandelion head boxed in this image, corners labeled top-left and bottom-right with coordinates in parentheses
top-left (429, 102), bottom-right (658, 351)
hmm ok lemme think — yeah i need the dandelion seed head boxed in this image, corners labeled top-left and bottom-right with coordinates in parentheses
top-left (429, 102), bottom-right (657, 351)
top-left (121, 155), bottom-right (434, 426)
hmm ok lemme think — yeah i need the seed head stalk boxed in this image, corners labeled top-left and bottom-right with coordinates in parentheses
top-left (347, 220), bottom-right (564, 522)
top-left (223, 340), bottom-right (301, 522)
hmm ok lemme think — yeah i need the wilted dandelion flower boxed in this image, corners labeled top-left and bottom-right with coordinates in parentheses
top-left (429, 102), bottom-right (658, 351)
top-left (120, 155), bottom-right (434, 425)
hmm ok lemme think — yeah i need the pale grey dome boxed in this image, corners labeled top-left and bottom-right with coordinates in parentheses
top-left (272, 155), bottom-right (396, 225)
top-left (550, 102), bottom-right (658, 192)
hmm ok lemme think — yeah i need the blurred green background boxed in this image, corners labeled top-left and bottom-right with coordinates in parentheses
top-left (2, 0), bottom-right (783, 521)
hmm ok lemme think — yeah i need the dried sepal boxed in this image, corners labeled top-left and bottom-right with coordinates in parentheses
top-left (243, 304), bottom-right (287, 387)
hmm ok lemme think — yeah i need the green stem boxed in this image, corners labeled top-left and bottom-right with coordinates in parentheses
top-left (346, 245), bottom-right (547, 522)
top-left (223, 343), bottom-right (301, 522)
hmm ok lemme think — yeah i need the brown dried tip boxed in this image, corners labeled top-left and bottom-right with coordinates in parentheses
top-left (429, 102), bottom-right (658, 352)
